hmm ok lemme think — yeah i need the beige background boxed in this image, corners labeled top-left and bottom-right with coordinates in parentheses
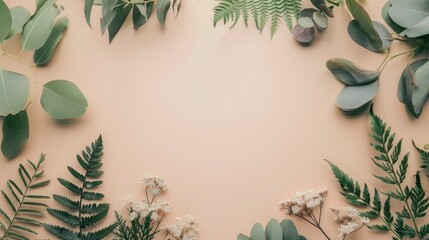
top-left (1, 0), bottom-right (428, 239)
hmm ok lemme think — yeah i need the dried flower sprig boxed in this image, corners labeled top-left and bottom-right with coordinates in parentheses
top-left (331, 207), bottom-right (369, 240)
top-left (113, 176), bottom-right (199, 240)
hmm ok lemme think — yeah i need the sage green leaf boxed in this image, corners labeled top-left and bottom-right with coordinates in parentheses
top-left (33, 16), bottom-right (68, 66)
top-left (107, 3), bottom-right (132, 43)
top-left (348, 20), bottom-right (391, 52)
top-left (1, 110), bottom-right (29, 159)
top-left (41, 80), bottom-right (88, 119)
top-left (6, 6), bottom-right (31, 40)
top-left (389, 0), bottom-right (429, 28)
top-left (297, 17), bottom-right (314, 28)
top-left (313, 11), bottom-right (328, 30)
top-left (346, 0), bottom-right (382, 50)
top-left (398, 59), bottom-right (427, 103)
top-left (401, 16), bottom-right (429, 38)
top-left (237, 234), bottom-right (251, 240)
top-left (36, 0), bottom-right (48, 11)
top-left (280, 219), bottom-right (300, 240)
top-left (410, 61), bottom-right (429, 117)
top-left (327, 58), bottom-right (380, 86)
top-left (298, 8), bottom-right (317, 18)
top-left (100, 0), bottom-right (118, 34)
top-left (0, 0), bottom-right (12, 42)
top-left (293, 24), bottom-right (315, 45)
top-left (250, 223), bottom-right (265, 240)
top-left (133, 3), bottom-right (153, 30)
top-left (33, 16), bottom-right (68, 65)
top-left (299, 236), bottom-right (307, 240)
top-left (382, 1), bottom-right (404, 34)
top-left (265, 219), bottom-right (282, 240)
top-left (403, 66), bottom-right (417, 117)
top-left (22, 0), bottom-right (60, 51)
top-left (84, 0), bottom-right (95, 27)
top-left (0, 69), bottom-right (30, 116)
top-left (157, 0), bottom-right (171, 27)
top-left (336, 80), bottom-right (380, 112)
top-left (172, 0), bottom-right (182, 18)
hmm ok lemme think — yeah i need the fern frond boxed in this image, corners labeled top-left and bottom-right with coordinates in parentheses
top-left (0, 154), bottom-right (50, 240)
top-left (44, 136), bottom-right (115, 240)
top-left (113, 211), bottom-right (157, 240)
top-left (413, 141), bottom-right (429, 178)
top-left (213, 0), bottom-right (303, 37)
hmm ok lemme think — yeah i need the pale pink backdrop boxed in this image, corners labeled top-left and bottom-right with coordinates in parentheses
top-left (1, 0), bottom-right (428, 239)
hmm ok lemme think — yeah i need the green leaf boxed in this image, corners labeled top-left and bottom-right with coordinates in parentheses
top-left (0, 69), bottom-right (30, 116)
top-left (410, 61), bottom-right (429, 117)
top-left (84, 0), bottom-right (95, 27)
top-left (0, 0), bottom-right (12, 42)
top-left (67, 166), bottom-right (85, 182)
top-left (22, 0), bottom-right (60, 51)
top-left (1, 110), bottom-right (29, 159)
top-left (382, 0), bottom-right (404, 34)
top-left (388, 0), bottom-right (429, 28)
top-left (251, 223), bottom-right (265, 240)
top-left (345, 0), bottom-right (382, 50)
top-left (6, 6), bottom-right (31, 40)
top-left (280, 219), bottom-right (300, 240)
top-left (41, 80), bottom-right (88, 119)
top-left (398, 60), bottom-right (427, 103)
top-left (336, 80), bottom-right (379, 112)
top-left (58, 178), bottom-right (82, 195)
top-left (100, 0), bottom-right (119, 35)
top-left (46, 209), bottom-right (79, 226)
top-left (348, 20), bottom-right (392, 52)
top-left (29, 180), bottom-right (50, 189)
top-left (52, 195), bottom-right (79, 210)
top-left (157, 0), bottom-right (171, 27)
top-left (238, 234), bottom-right (251, 240)
top-left (132, 3), bottom-right (153, 30)
top-left (326, 58), bottom-right (380, 86)
top-left (33, 16), bottom-right (68, 66)
top-left (107, 3), bottom-right (132, 43)
top-left (43, 224), bottom-right (80, 240)
top-left (265, 219), bottom-right (282, 240)
top-left (2, 190), bottom-right (16, 212)
top-left (81, 206), bottom-right (109, 228)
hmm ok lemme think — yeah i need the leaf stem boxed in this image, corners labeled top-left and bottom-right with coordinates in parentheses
top-left (378, 47), bottom-right (419, 72)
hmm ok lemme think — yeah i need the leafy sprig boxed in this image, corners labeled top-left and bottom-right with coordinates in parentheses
top-left (0, 154), bottom-right (50, 240)
top-left (43, 136), bottom-right (115, 240)
top-left (113, 212), bottom-right (157, 240)
top-left (328, 108), bottom-right (429, 239)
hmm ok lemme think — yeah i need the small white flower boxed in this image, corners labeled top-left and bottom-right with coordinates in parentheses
top-left (142, 176), bottom-right (168, 196)
top-left (164, 215), bottom-right (199, 240)
top-left (331, 207), bottom-right (369, 240)
top-left (279, 189), bottom-right (327, 215)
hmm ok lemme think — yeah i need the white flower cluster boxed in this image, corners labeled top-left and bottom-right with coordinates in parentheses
top-left (142, 176), bottom-right (168, 196)
top-left (330, 207), bottom-right (369, 240)
top-left (164, 215), bottom-right (199, 240)
top-left (279, 189), bottom-right (328, 215)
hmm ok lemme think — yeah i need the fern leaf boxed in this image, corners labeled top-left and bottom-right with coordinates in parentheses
top-left (413, 141), bottom-right (429, 178)
top-left (0, 154), bottom-right (50, 239)
top-left (45, 136), bottom-right (115, 240)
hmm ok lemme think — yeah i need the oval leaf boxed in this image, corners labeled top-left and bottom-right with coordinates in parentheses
top-left (2, 110), bottom-right (29, 159)
top-left (0, 69), bottom-right (30, 116)
top-left (133, 3), bottom-right (153, 30)
top-left (389, 0), bottom-right (429, 28)
top-left (41, 80), bottom-right (88, 119)
top-left (265, 219), bottom-right (282, 240)
top-left (84, 0), bottom-right (95, 27)
top-left (293, 24), bottom-right (315, 45)
top-left (297, 17), bottom-right (314, 28)
top-left (22, 0), bottom-right (60, 51)
top-left (6, 6), bottom-right (30, 40)
top-left (348, 20), bottom-right (392, 52)
top-left (251, 223), bottom-right (265, 240)
top-left (313, 11), bottom-right (328, 30)
top-left (326, 58), bottom-right (380, 86)
top-left (382, 1), bottom-right (404, 34)
top-left (336, 80), bottom-right (380, 112)
top-left (280, 219), bottom-right (300, 240)
top-left (157, 0), bottom-right (171, 27)
top-left (298, 8), bottom-right (317, 19)
top-left (411, 61), bottom-right (429, 117)
top-left (107, 3), bottom-right (132, 43)
top-left (34, 16), bottom-right (68, 66)
top-left (346, 0), bottom-right (382, 50)
top-left (400, 16), bottom-right (429, 38)
top-left (237, 234), bottom-right (251, 240)
top-left (0, 0), bottom-right (12, 42)
top-left (398, 59), bottom-right (427, 103)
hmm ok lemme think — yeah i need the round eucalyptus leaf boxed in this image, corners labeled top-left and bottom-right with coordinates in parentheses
top-left (280, 219), bottom-right (300, 240)
top-left (398, 59), bottom-right (427, 103)
top-left (336, 80), bottom-right (380, 112)
top-left (0, 69), bottom-right (30, 116)
top-left (1, 110), bottom-right (29, 159)
top-left (265, 219), bottom-right (282, 240)
top-left (237, 234), bottom-right (251, 240)
top-left (298, 8), bottom-right (317, 19)
top-left (297, 17), bottom-right (314, 28)
top-left (348, 20), bottom-right (392, 52)
top-left (251, 223), bottom-right (265, 240)
top-left (382, 0), bottom-right (404, 34)
top-left (327, 58), bottom-right (380, 86)
top-left (293, 24), bottom-right (315, 45)
top-left (410, 61), bottom-right (429, 117)
top-left (388, 0), bottom-right (429, 28)
top-left (319, 4), bottom-right (334, 18)
top-left (313, 11), bottom-right (328, 30)
top-left (41, 80), bottom-right (88, 119)
top-left (401, 17), bottom-right (429, 38)
top-left (0, 0), bottom-right (12, 42)
top-left (6, 6), bottom-right (30, 40)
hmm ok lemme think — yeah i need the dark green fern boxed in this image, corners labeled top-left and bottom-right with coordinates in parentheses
top-left (0, 154), bottom-right (50, 240)
top-left (327, 108), bottom-right (429, 240)
top-left (43, 136), bottom-right (115, 240)
top-left (213, 0), bottom-right (302, 37)
top-left (413, 142), bottom-right (429, 179)
top-left (113, 211), bottom-right (157, 240)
